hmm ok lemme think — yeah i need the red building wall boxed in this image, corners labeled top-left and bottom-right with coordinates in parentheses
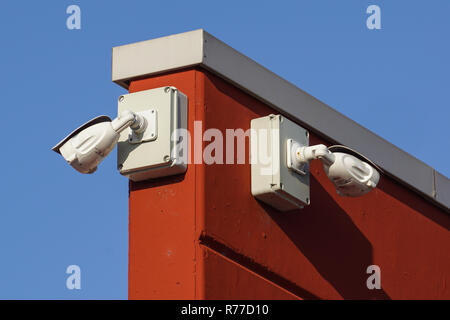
top-left (127, 68), bottom-right (450, 300)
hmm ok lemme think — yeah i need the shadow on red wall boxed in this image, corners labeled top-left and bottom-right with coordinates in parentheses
top-left (264, 176), bottom-right (391, 299)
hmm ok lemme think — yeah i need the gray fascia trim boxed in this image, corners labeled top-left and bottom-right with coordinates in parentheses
top-left (435, 171), bottom-right (450, 212)
top-left (112, 29), bottom-right (449, 210)
top-left (112, 30), bottom-right (205, 89)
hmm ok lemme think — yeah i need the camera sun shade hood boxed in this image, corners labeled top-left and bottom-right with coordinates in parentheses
top-left (328, 145), bottom-right (384, 174)
top-left (51, 115), bottom-right (112, 155)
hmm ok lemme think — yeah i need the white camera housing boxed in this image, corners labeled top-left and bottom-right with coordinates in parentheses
top-left (323, 152), bottom-right (380, 197)
top-left (56, 119), bottom-right (118, 174)
top-left (52, 110), bottom-right (148, 174)
top-left (294, 144), bottom-right (380, 197)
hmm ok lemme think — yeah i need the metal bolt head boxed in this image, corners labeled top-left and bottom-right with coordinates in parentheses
top-left (119, 96), bottom-right (125, 102)
top-left (163, 155), bottom-right (171, 162)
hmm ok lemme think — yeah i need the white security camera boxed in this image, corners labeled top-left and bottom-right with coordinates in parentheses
top-left (292, 143), bottom-right (380, 197)
top-left (52, 110), bottom-right (147, 174)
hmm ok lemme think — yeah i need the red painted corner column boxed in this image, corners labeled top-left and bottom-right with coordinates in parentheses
top-left (127, 68), bottom-right (450, 300)
top-left (127, 69), bottom-right (205, 299)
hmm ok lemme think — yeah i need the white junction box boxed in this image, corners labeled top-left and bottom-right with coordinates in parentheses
top-left (251, 114), bottom-right (310, 211)
top-left (117, 86), bottom-right (188, 182)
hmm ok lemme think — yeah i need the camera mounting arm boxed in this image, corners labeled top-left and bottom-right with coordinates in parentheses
top-left (295, 144), bottom-right (335, 166)
top-left (111, 110), bottom-right (147, 134)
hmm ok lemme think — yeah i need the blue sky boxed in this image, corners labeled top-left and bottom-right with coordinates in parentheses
top-left (0, 1), bottom-right (448, 299)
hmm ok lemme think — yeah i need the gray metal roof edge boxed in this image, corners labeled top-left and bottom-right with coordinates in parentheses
top-left (112, 29), bottom-right (449, 211)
